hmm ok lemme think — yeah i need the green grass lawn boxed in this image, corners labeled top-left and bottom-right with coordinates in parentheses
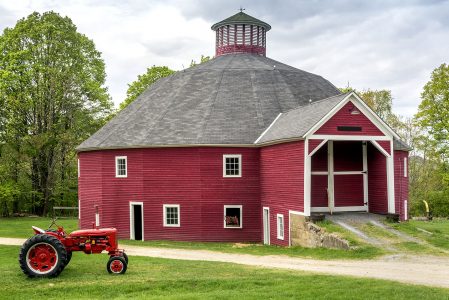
top-left (0, 217), bottom-right (382, 260)
top-left (391, 219), bottom-right (449, 251)
top-left (1, 245), bottom-right (448, 299)
top-left (0, 217), bottom-right (78, 238)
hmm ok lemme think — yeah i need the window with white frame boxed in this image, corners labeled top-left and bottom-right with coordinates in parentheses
top-left (163, 204), bottom-right (180, 227)
top-left (223, 154), bottom-right (242, 177)
top-left (404, 157), bottom-right (407, 178)
top-left (115, 156), bottom-right (127, 178)
top-left (224, 205), bottom-right (242, 228)
top-left (277, 214), bottom-right (284, 240)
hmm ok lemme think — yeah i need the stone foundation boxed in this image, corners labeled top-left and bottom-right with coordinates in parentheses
top-left (290, 214), bottom-right (350, 250)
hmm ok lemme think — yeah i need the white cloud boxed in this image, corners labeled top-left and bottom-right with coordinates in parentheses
top-left (0, 0), bottom-right (448, 117)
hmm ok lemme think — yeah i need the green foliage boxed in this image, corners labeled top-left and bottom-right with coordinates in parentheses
top-left (339, 87), bottom-right (396, 121)
top-left (416, 63), bottom-right (449, 162)
top-left (190, 54), bottom-right (211, 67)
top-left (0, 11), bottom-right (112, 215)
top-left (119, 66), bottom-right (174, 110)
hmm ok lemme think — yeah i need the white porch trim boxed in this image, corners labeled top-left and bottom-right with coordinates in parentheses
top-left (309, 135), bottom-right (390, 141)
top-left (371, 140), bottom-right (391, 157)
top-left (308, 139), bottom-right (328, 157)
top-left (311, 206), bottom-right (366, 213)
top-left (304, 137), bottom-right (311, 216)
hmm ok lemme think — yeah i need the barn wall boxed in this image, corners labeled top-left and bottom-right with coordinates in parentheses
top-left (78, 147), bottom-right (261, 242)
top-left (78, 151), bottom-right (103, 229)
top-left (260, 141), bottom-right (304, 246)
top-left (394, 150), bottom-right (409, 221)
top-left (315, 101), bottom-right (384, 136)
top-left (367, 143), bottom-right (388, 214)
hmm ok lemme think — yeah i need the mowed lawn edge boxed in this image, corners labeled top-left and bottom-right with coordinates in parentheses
top-left (1, 244), bottom-right (449, 300)
top-left (0, 217), bottom-right (382, 260)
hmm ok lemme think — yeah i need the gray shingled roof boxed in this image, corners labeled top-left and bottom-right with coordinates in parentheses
top-left (256, 93), bottom-right (349, 144)
top-left (77, 54), bottom-right (341, 151)
top-left (211, 11), bottom-right (271, 31)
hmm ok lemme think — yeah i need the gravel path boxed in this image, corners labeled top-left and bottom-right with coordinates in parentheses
top-left (3, 237), bottom-right (449, 288)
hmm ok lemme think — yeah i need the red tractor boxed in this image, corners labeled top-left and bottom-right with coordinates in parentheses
top-left (19, 220), bottom-right (128, 277)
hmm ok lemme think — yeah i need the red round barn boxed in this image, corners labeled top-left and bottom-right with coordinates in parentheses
top-left (77, 11), bottom-right (410, 246)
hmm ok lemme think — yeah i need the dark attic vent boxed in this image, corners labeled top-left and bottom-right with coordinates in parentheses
top-left (337, 126), bottom-right (362, 132)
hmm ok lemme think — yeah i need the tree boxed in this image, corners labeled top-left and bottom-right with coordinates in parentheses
top-left (118, 55), bottom-right (211, 111)
top-left (0, 11), bottom-right (112, 215)
top-left (190, 55), bottom-right (211, 67)
top-left (339, 87), bottom-right (403, 133)
top-left (416, 63), bottom-right (449, 162)
top-left (119, 66), bottom-right (174, 110)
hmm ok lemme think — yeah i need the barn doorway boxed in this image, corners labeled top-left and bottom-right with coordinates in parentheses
top-left (263, 207), bottom-right (270, 245)
top-left (310, 140), bottom-right (389, 214)
top-left (130, 202), bottom-right (144, 240)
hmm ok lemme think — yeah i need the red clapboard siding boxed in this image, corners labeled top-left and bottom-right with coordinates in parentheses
top-left (78, 151), bottom-right (103, 229)
top-left (260, 141), bottom-right (304, 246)
top-left (376, 140), bottom-right (391, 155)
top-left (394, 150), bottom-right (409, 220)
top-left (79, 147), bottom-right (260, 242)
top-left (311, 175), bottom-right (328, 207)
top-left (367, 143), bottom-right (388, 214)
top-left (334, 175), bottom-right (364, 207)
top-left (315, 101), bottom-right (384, 136)
top-left (311, 144), bottom-right (327, 172)
top-left (308, 139), bottom-right (324, 155)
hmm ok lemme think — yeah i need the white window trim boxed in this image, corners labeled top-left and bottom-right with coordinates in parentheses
top-left (224, 205), bottom-right (243, 229)
top-left (115, 156), bottom-right (127, 178)
top-left (163, 204), bottom-right (180, 227)
top-left (277, 214), bottom-right (284, 240)
top-left (404, 157), bottom-right (408, 178)
top-left (223, 154), bottom-right (242, 178)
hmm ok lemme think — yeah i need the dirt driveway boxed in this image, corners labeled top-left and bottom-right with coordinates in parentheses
top-left (3, 237), bottom-right (449, 288)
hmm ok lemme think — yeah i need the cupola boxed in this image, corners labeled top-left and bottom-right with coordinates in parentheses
top-left (211, 11), bottom-right (271, 57)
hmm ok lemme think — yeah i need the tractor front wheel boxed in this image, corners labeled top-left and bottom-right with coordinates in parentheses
top-left (19, 234), bottom-right (67, 278)
top-left (107, 256), bottom-right (127, 274)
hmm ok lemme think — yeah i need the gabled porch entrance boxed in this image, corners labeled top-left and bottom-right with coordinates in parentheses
top-left (307, 138), bottom-right (393, 215)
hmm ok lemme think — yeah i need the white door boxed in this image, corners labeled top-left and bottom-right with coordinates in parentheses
top-left (263, 208), bottom-right (270, 245)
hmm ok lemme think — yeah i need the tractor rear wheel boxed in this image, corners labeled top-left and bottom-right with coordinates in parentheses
top-left (123, 252), bottom-right (128, 264)
top-left (107, 256), bottom-right (127, 274)
top-left (65, 251), bottom-right (73, 266)
top-left (19, 234), bottom-right (67, 278)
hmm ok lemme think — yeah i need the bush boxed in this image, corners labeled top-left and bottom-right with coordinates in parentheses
top-left (410, 190), bottom-right (449, 217)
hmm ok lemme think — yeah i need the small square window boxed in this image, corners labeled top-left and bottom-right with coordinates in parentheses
top-left (164, 204), bottom-right (180, 227)
top-left (224, 205), bottom-right (242, 228)
top-left (277, 214), bottom-right (284, 240)
top-left (115, 156), bottom-right (127, 178)
top-left (223, 155), bottom-right (242, 177)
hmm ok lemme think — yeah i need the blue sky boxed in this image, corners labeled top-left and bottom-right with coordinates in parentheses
top-left (1, 0), bottom-right (448, 116)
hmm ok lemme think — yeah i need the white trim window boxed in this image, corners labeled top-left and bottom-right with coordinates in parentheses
top-left (224, 205), bottom-right (242, 228)
top-left (163, 204), bottom-right (180, 227)
top-left (277, 214), bottom-right (284, 240)
top-left (115, 156), bottom-right (127, 178)
top-left (404, 157), bottom-right (408, 178)
top-left (223, 154), bottom-right (242, 177)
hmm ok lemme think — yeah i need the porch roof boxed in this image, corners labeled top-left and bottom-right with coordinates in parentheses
top-left (255, 93), bottom-right (348, 144)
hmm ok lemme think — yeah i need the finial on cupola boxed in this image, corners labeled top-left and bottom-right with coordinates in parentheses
top-left (211, 11), bottom-right (271, 57)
